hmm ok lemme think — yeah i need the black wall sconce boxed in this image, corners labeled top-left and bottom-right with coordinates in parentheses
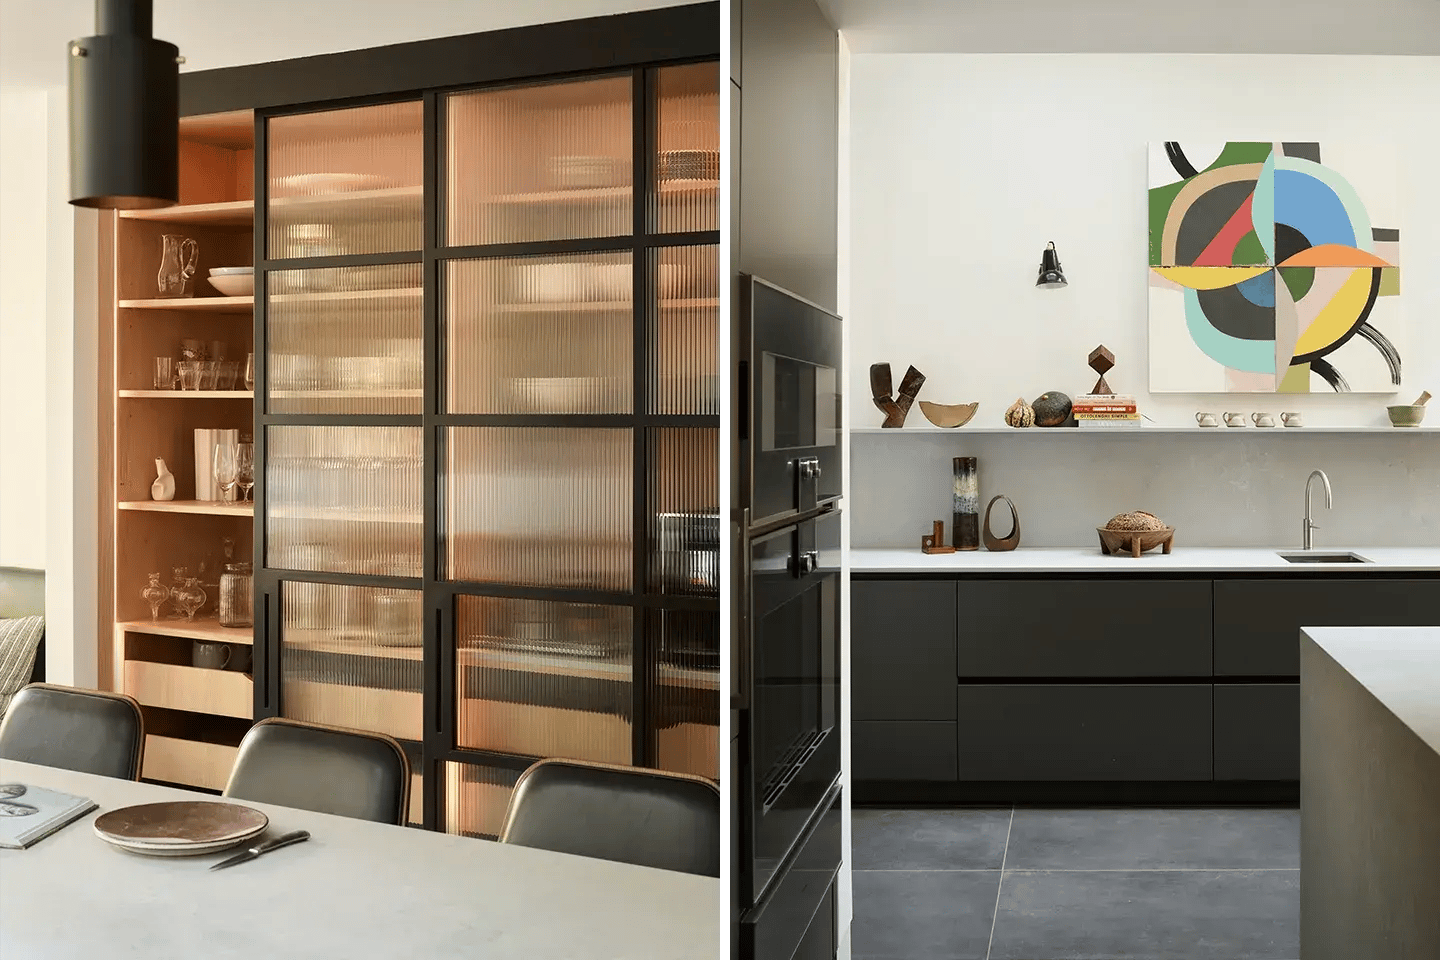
top-left (1036, 241), bottom-right (1067, 288)
top-left (68, 0), bottom-right (181, 209)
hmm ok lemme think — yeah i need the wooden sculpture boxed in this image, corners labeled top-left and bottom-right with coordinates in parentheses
top-left (1088, 344), bottom-right (1116, 395)
top-left (920, 520), bottom-right (956, 554)
top-left (870, 363), bottom-right (926, 427)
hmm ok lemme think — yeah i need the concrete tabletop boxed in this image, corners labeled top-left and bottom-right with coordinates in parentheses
top-left (849, 545), bottom-right (1440, 574)
top-left (0, 760), bottom-right (718, 960)
top-left (1301, 626), bottom-right (1440, 757)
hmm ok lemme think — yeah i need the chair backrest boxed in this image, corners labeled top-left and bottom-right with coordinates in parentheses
top-left (499, 759), bottom-right (720, 877)
top-left (0, 683), bottom-right (144, 780)
top-left (224, 718), bottom-right (410, 825)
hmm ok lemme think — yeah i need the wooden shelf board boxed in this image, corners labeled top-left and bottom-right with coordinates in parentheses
top-left (850, 425), bottom-right (1440, 436)
top-left (271, 185), bottom-right (421, 214)
top-left (119, 617), bottom-right (254, 645)
top-left (270, 507), bottom-right (421, 524)
top-left (487, 181), bottom-right (716, 204)
top-left (270, 287), bottom-right (423, 306)
top-left (119, 390), bottom-right (253, 399)
top-left (119, 199), bottom-right (254, 226)
top-left (118, 500), bottom-right (252, 516)
top-left (499, 297), bottom-right (718, 314)
top-left (269, 389), bottom-right (422, 399)
top-left (120, 296), bottom-right (253, 313)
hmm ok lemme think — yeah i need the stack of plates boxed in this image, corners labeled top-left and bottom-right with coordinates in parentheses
top-left (94, 801), bottom-right (268, 857)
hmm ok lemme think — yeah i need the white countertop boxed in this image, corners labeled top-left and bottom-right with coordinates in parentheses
top-left (0, 760), bottom-right (718, 960)
top-left (1302, 626), bottom-right (1440, 756)
top-left (849, 545), bottom-right (1440, 573)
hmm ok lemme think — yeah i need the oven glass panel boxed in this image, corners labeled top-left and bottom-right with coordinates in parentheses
top-left (760, 353), bottom-right (837, 453)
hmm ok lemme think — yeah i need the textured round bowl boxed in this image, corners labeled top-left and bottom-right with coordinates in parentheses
top-left (1097, 526), bottom-right (1175, 557)
top-left (1387, 404), bottom-right (1426, 427)
top-left (208, 266), bottom-right (253, 277)
top-left (208, 274), bottom-right (253, 296)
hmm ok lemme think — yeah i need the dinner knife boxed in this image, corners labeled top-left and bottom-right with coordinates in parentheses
top-left (209, 829), bottom-right (310, 871)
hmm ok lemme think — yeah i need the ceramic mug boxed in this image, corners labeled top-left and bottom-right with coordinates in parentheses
top-left (1251, 412), bottom-right (1276, 428)
top-left (192, 641), bottom-right (231, 670)
top-left (1223, 412), bottom-right (1246, 427)
top-left (1281, 412), bottom-right (1304, 428)
top-left (1195, 412), bottom-right (1218, 428)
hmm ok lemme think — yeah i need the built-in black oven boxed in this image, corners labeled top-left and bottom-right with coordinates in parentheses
top-left (738, 505), bottom-right (841, 909)
top-left (740, 275), bottom-right (843, 530)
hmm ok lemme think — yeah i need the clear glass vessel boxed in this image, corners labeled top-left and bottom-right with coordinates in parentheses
top-left (218, 563), bottom-right (254, 628)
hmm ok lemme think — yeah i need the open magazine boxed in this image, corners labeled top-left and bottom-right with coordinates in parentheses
top-left (0, 783), bottom-right (97, 849)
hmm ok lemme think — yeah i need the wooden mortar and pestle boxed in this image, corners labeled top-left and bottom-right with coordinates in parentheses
top-left (1387, 390), bottom-right (1431, 427)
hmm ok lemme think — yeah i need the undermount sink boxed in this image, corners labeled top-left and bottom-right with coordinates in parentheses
top-left (1278, 551), bottom-right (1370, 564)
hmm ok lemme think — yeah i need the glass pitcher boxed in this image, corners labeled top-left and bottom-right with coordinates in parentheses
top-left (157, 234), bottom-right (199, 298)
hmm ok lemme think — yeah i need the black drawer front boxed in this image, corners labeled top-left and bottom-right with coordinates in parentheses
top-left (1214, 683), bottom-right (1299, 781)
top-left (853, 721), bottom-right (958, 782)
top-left (956, 580), bottom-right (1213, 678)
top-left (852, 580), bottom-right (957, 720)
top-left (1214, 579), bottom-right (1440, 677)
top-left (742, 787), bottom-right (841, 960)
top-left (956, 684), bottom-right (1213, 781)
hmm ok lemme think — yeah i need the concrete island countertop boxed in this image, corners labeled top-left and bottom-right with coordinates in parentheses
top-left (848, 546), bottom-right (1440, 574)
top-left (1302, 626), bottom-right (1440, 757)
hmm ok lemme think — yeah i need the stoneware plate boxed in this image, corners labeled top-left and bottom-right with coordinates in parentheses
top-left (94, 802), bottom-right (268, 857)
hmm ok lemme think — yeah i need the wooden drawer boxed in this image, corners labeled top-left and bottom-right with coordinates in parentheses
top-left (283, 680), bottom-right (421, 743)
top-left (125, 660), bottom-right (251, 719)
top-left (957, 684), bottom-right (1213, 781)
top-left (142, 735), bottom-right (238, 791)
top-left (852, 580), bottom-right (957, 720)
top-left (956, 580), bottom-right (1212, 678)
top-left (853, 720), bottom-right (957, 781)
top-left (1214, 683), bottom-right (1299, 781)
top-left (1215, 579), bottom-right (1440, 677)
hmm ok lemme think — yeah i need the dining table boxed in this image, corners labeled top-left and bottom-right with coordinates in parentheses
top-left (0, 759), bottom-right (720, 959)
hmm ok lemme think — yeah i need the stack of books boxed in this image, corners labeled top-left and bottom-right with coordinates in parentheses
top-left (1073, 394), bottom-right (1141, 429)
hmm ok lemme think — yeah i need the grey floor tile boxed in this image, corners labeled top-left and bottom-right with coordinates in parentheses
top-left (1004, 807), bottom-right (1300, 870)
top-left (852, 807), bottom-right (1012, 870)
top-left (989, 869), bottom-right (1299, 960)
top-left (851, 869), bottom-right (1000, 960)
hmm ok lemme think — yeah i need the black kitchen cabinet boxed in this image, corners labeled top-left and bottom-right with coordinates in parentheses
top-left (853, 721), bottom-right (958, 781)
top-left (956, 683), bottom-right (1214, 781)
top-left (956, 580), bottom-right (1213, 678)
top-left (852, 580), bottom-right (957, 720)
top-left (1215, 684), bottom-right (1299, 780)
top-left (1214, 579), bottom-right (1440, 676)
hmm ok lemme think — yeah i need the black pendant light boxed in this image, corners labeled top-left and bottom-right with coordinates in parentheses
top-left (68, 0), bottom-right (180, 209)
top-left (1036, 241), bottom-right (1068, 288)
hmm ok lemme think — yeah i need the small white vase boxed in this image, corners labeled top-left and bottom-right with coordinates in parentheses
top-left (152, 458), bottom-right (176, 501)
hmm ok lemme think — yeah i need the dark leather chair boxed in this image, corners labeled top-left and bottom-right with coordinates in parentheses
top-left (224, 718), bottom-right (410, 825)
top-left (499, 759), bottom-right (720, 877)
top-left (0, 683), bottom-right (145, 780)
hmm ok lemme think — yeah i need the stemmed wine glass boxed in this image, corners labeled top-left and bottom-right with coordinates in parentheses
top-left (214, 443), bottom-right (238, 503)
top-left (236, 442), bottom-right (255, 502)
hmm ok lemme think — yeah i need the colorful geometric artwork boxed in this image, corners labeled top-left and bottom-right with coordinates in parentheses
top-left (1148, 142), bottom-right (1402, 393)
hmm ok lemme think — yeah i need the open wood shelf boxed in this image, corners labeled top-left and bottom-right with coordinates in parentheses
top-left (118, 500), bottom-right (252, 516)
top-left (119, 390), bottom-right (253, 399)
top-left (118, 199), bottom-right (254, 226)
top-left (120, 296), bottom-right (254, 313)
top-left (119, 616), bottom-right (254, 644)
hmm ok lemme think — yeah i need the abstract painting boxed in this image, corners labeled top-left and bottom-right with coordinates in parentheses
top-left (1148, 141), bottom-right (1402, 393)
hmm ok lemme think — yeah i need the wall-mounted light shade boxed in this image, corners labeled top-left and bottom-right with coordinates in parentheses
top-left (68, 0), bottom-right (179, 209)
top-left (1036, 241), bottom-right (1067, 288)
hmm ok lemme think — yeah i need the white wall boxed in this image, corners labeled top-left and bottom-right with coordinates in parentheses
top-left (0, 88), bottom-right (51, 570)
top-left (847, 53), bottom-right (1440, 549)
top-left (835, 33), bottom-right (854, 960)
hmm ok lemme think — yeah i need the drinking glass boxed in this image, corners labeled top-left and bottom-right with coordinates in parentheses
top-left (214, 443), bottom-right (239, 502)
top-left (199, 360), bottom-right (219, 391)
top-left (177, 361), bottom-right (201, 390)
top-left (216, 361), bottom-right (240, 390)
top-left (244, 352), bottom-right (255, 391)
top-left (236, 442), bottom-right (255, 502)
top-left (153, 357), bottom-right (176, 390)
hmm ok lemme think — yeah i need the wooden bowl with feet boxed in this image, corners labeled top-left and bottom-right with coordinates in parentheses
top-left (1097, 526), bottom-right (1175, 557)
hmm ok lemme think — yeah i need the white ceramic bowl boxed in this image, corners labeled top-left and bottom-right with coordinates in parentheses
top-left (208, 274), bottom-right (254, 297)
top-left (208, 266), bottom-right (254, 277)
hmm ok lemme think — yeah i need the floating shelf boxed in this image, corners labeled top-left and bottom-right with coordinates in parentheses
top-left (850, 426), bottom-right (1440, 436)
top-left (118, 199), bottom-right (254, 226)
top-left (120, 296), bottom-right (253, 313)
top-left (119, 616), bottom-right (254, 645)
top-left (118, 500), bottom-right (252, 516)
top-left (119, 390), bottom-right (252, 399)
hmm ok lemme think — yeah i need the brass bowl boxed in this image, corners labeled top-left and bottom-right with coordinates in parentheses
top-left (919, 401), bottom-right (979, 428)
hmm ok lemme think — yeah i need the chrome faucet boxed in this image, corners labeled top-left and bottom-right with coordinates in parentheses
top-left (1303, 469), bottom-right (1332, 550)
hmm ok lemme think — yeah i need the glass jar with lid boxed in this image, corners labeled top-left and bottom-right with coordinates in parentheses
top-left (218, 562), bottom-right (254, 627)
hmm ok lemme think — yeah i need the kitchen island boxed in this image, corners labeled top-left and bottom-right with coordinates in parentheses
top-left (1300, 626), bottom-right (1440, 959)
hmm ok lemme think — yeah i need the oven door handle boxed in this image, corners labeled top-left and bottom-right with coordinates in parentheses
top-left (734, 508), bottom-right (752, 712)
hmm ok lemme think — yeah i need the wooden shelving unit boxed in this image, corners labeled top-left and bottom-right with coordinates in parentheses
top-left (102, 108), bottom-right (258, 792)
